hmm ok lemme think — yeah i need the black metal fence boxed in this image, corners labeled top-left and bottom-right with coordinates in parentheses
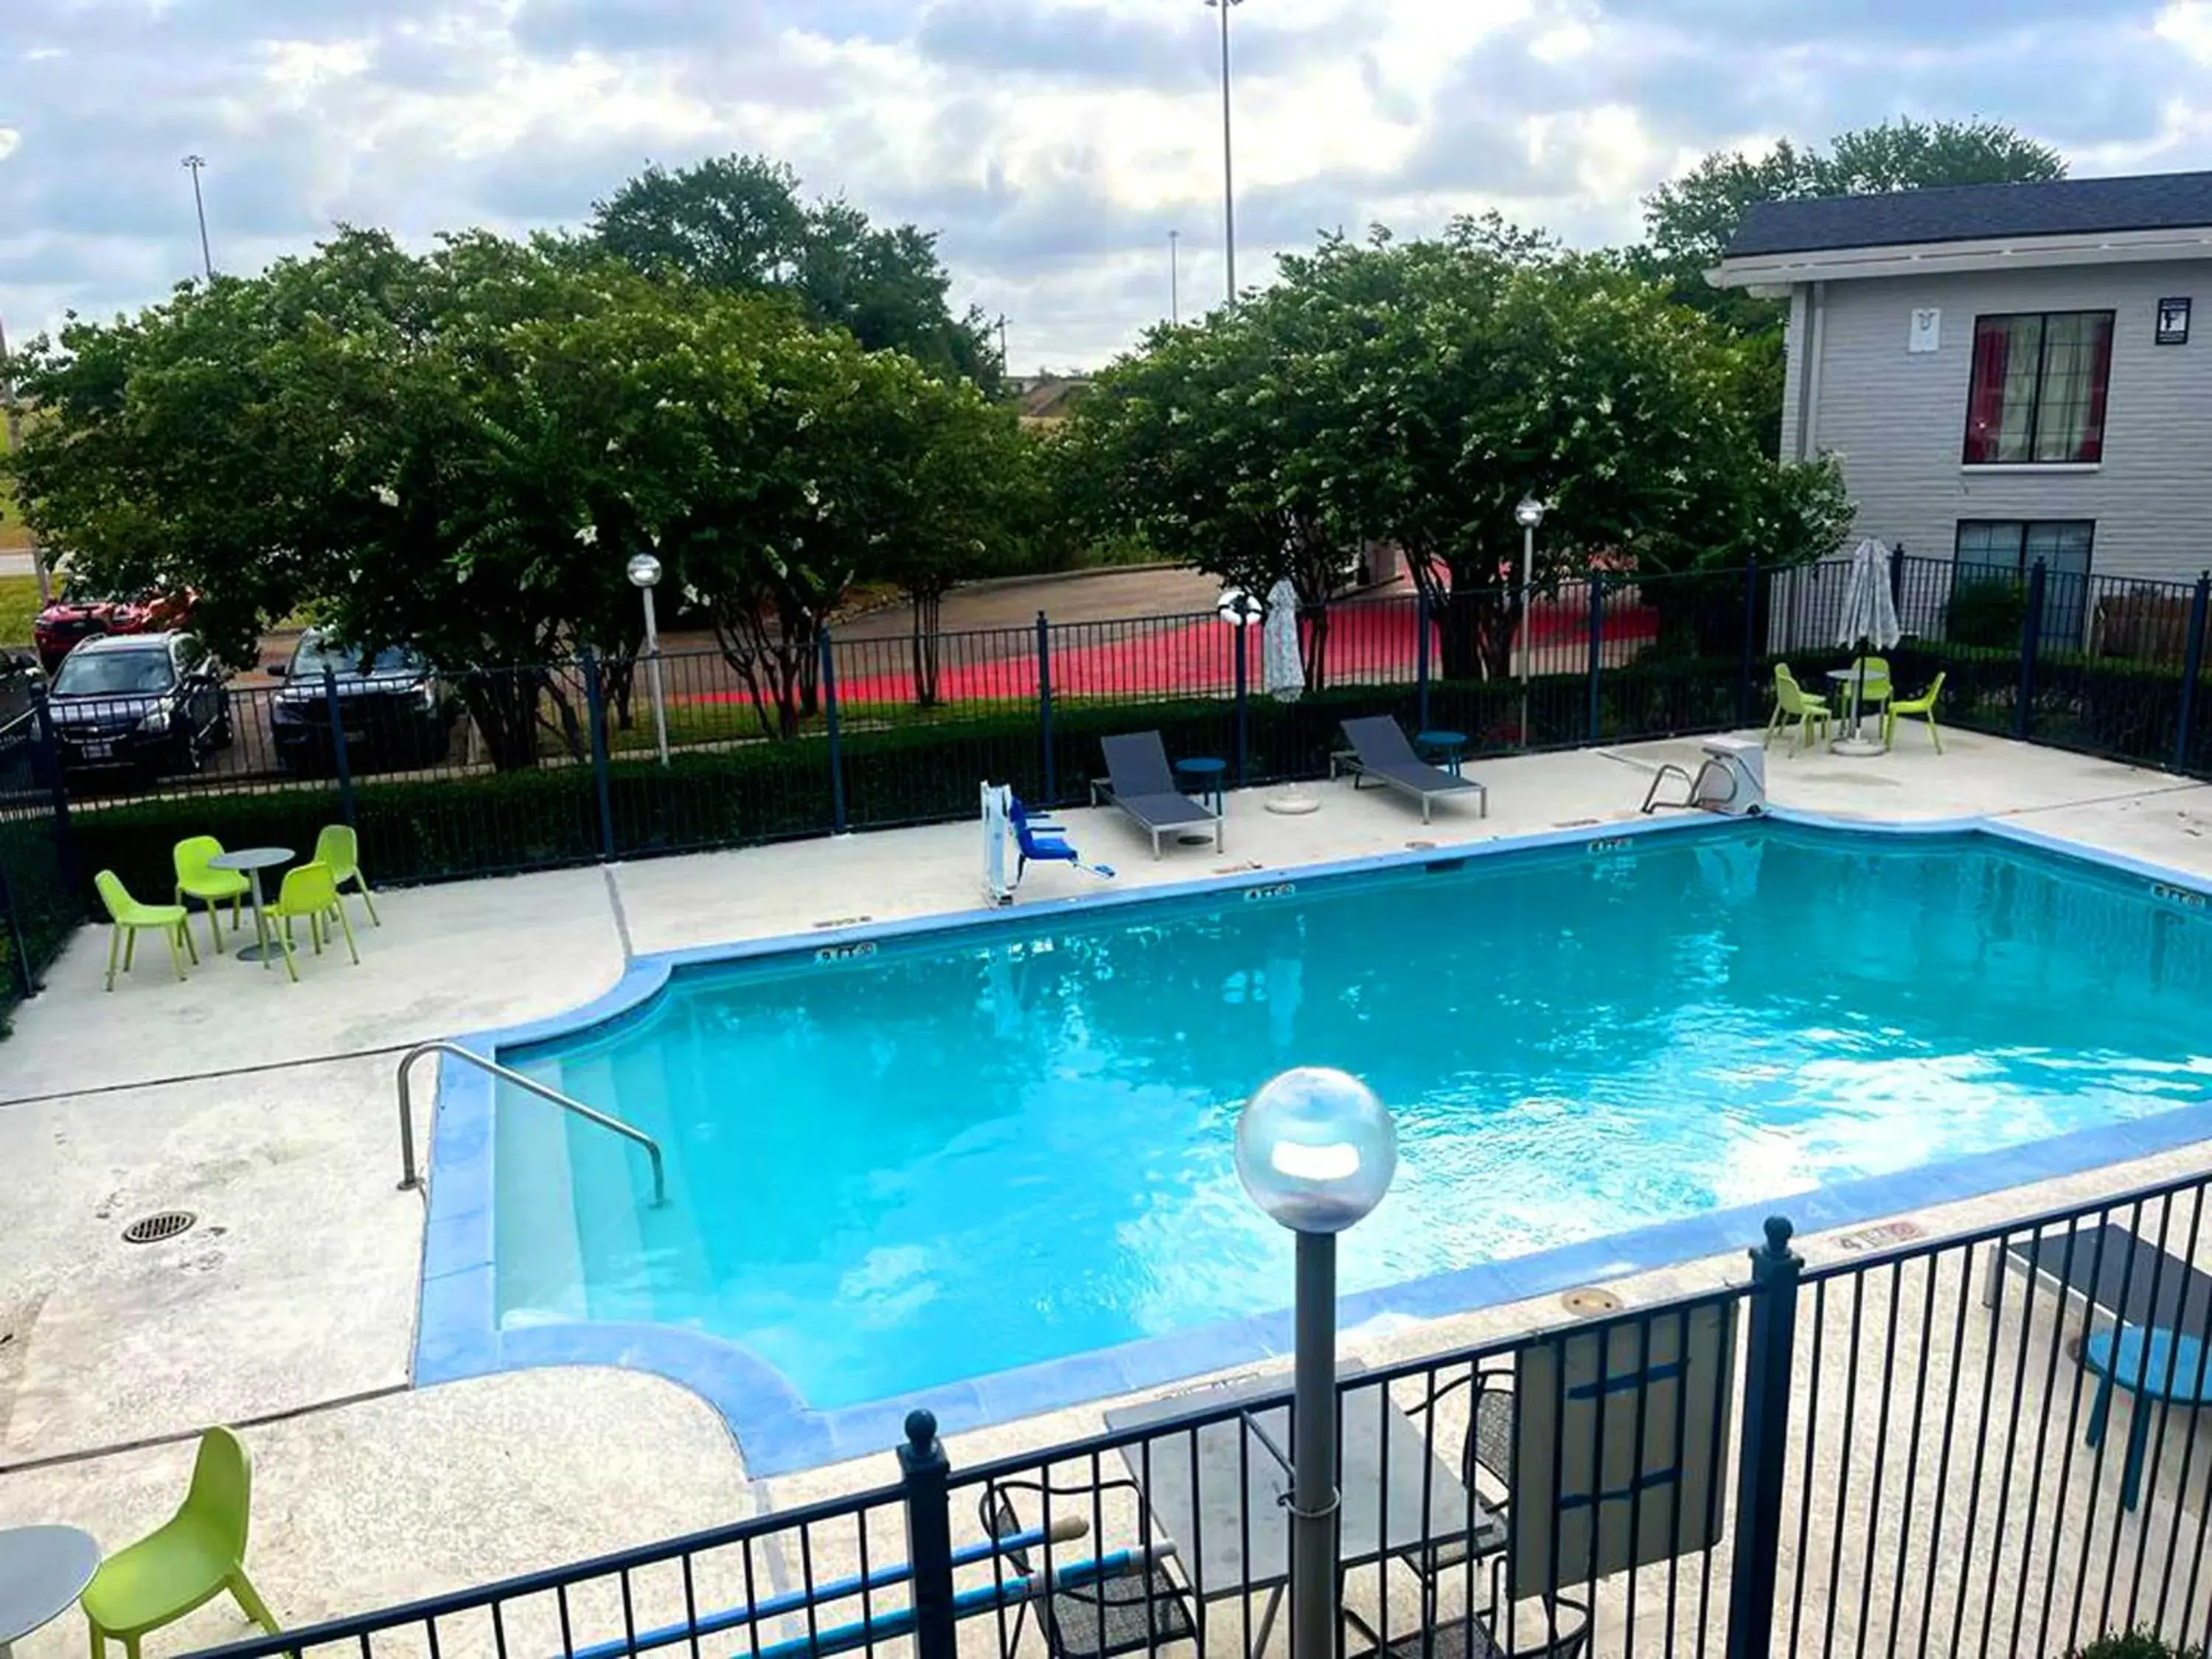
top-left (187, 1165), bottom-right (2212, 1659)
top-left (0, 703), bottom-right (74, 1024)
top-left (18, 553), bottom-right (2212, 945)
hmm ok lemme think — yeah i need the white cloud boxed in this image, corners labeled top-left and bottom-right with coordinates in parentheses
top-left (0, 1), bottom-right (2205, 371)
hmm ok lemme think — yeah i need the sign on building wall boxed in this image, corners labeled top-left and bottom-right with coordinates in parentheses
top-left (1907, 307), bottom-right (1941, 353)
top-left (2157, 297), bottom-right (2192, 345)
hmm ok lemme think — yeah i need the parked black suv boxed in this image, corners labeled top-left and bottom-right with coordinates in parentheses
top-left (46, 632), bottom-right (232, 777)
top-left (270, 630), bottom-right (458, 773)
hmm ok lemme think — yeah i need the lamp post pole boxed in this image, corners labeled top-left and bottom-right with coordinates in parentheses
top-left (1236, 1067), bottom-right (1397, 1659)
top-left (0, 308), bottom-right (49, 604)
top-left (1206, 0), bottom-right (1245, 306)
top-left (1514, 498), bottom-right (1546, 750)
top-left (181, 155), bottom-right (214, 281)
top-left (627, 552), bottom-right (669, 766)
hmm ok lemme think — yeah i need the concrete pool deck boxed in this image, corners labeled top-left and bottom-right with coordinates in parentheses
top-left (4, 728), bottom-right (2212, 1651)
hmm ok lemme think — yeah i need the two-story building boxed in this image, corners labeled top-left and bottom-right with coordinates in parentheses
top-left (1712, 170), bottom-right (2212, 630)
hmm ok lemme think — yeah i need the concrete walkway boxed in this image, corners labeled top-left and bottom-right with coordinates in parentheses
top-left (4, 728), bottom-right (2211, 1649)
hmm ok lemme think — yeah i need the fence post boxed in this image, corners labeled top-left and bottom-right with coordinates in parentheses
top-left (898, 1410), bottom-right (957, 1659)
top-left (1036, 611), bottom-right (1056, 806)
top-left (1585, 577), bottom-right (1604, 743)
top-left (1234, 616), bottom-right (1249, 786)
top-left (1724, 1215), bottom-right (1804, 1659)
top-left (2015, 560), bottom-right (2048, 740)
top-left (580, 650), bottom-right (615, 862)
top-left (29, 686), bottom-right (76, 897)
top-left (0, 848), bottom-right (32, 1001)
top-left (1416, 589), bottom-right (1432, 733)
top-left (321, 665), bottom-right (358, 827)
top-left (2174, 572), bottom-right (2210, 773)
top-left (819, 627), bottom-right (847, 835)
top-left (1738, 557), bottom-right (1759, 729)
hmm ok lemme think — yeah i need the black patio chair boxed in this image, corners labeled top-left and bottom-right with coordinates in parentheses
top-left (978, 1476), bottom-right (1197, 1659)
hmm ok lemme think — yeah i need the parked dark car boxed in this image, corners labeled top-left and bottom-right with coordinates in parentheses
top-left (33, 588), bottom-right (195, 672)
top-left (46, 632), bottom-right (232, 778)
top-left (0, 651), bottom-right (42, 729)
top-left (270, 630), bottom-right (458, 773)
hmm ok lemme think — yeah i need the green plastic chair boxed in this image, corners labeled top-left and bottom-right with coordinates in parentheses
top-left (94, 871), bottom-right (199, 992)
top-left (1884, 671), bottom-right (1948, 754)
top-left (313, 824), bottom-right (380, 928)
top-left (172, 836), bottom-right (253, 957)
top-left (82, 1426), bottom-right (279, 1659)
top-left (1763, 665), bottom-right (1832, 754)
top-left (1846, 655), bottom-right (1895, 710)
top-left (264, 861), bottom-right (359, 984)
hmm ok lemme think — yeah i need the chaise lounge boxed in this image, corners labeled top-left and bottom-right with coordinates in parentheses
top-left (1093, 733), bottom-right (1225, 858)
top-left (1332, 717), bottom-right (1488, 824)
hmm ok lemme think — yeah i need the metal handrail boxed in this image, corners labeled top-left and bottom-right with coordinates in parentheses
top-left (396, 1040), bottom-right (667, 1207)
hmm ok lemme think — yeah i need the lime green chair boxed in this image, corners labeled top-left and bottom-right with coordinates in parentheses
top-left (313, 824), bottom-right (379, 927)
top-left (94, 871), bottom-right (199, 992)
top-left (1764, 665), bottom-right (1832, 754)
top-left (1884, 671), bottom-right (1948, 754)
top-left (1846, 655), bottom-right (1895, 710)
top-left (83, 1427), bottom-right (278, 1659)
top-left (172, 837), bottom-right (253, 956)
top-left (264, 861), bottom-right (359, 984)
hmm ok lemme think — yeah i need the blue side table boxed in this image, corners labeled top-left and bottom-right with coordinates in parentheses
top-left (1175, 756), bottom-right (1228, 813)
top-left (1415, 730), bottom-right (1467, 777)
top-left (2084, 1324), bottom-right (2212, 1509)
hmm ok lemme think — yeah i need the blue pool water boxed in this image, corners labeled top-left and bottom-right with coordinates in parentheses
top-left (492, 822), bottom-right (2212, 1411)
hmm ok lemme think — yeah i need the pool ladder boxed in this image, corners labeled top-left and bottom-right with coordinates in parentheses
top-left (395, 1040), bottom-right (669, 1207)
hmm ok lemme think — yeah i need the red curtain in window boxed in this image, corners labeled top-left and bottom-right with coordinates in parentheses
top-left (2076, 312), bottom-right (2115, 462)
top-left (1963, 319), bottom-right (2013, 462)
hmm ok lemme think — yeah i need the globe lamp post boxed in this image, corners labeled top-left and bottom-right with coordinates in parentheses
top-left (627, 552), bottom-right (670, 767)
top-left (1235, 1067), bottom-right (1398, 1659)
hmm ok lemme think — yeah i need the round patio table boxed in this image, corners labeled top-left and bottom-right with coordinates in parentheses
top-left (2083, 1324), bottom-right (2212, 1511)
top-left (0, 1524), bottom-right (102, 1659)
top-left (208, 847), bottom-right (293, 969)
top-left (1824, 668), bottom-right (1888, 758)
top-left (1415, 729), bottom-right (1467, 777)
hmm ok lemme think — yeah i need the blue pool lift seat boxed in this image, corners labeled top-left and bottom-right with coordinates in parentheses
top-left (1009, 797), bottom-right (1077, 881)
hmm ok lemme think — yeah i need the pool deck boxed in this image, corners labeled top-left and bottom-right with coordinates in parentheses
top-left (4, 728), bottom-right (2212, 1649)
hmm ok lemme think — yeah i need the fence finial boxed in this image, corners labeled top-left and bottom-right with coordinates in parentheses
top-left (902, 1408), bottom-right (940, 1458)
top-left (1760, 1214), bottom-right (1795, 1256)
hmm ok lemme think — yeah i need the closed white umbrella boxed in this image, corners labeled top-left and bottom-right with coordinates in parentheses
top-left (1263, 578), bottom-right (1303, 701)
top-left (1833, 538), bottom-right (1902, 756)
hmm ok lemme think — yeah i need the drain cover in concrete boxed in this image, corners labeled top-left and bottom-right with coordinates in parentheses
top-left (122, 1211), bottom-right (198, 1245)
top-left (1562, 1286), bottom-right (1623, 1316)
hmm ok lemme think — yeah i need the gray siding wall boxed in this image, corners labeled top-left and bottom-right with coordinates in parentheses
top-left (1798, 261), bottom-right (2212, 582)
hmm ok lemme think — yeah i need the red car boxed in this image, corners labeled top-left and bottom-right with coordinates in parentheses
top-left (33, 589), bottom-right (194, 672)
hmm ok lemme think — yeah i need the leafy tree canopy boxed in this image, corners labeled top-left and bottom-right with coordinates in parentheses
top-left (1643, 116), bottom-right (2068, 283)
top-left (1063, 215), bottom-right (1853, 678)
top-left (589, 153), bottom-right (1001, 392)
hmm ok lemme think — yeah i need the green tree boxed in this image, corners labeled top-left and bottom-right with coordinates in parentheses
top-left (1644, 116), bottom-right (2067, 293)
top-left (1068, 218), bottom-right (1851, 681)
top-left (590, 153), bottom-right (1001, 392)
top-left (7, 228), bottom-right (1028, 760)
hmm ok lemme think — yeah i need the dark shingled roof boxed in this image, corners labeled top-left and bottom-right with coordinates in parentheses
top-left (1725, 171), bottom-right (2212, 259)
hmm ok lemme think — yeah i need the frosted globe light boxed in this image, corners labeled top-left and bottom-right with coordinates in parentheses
top-left (627, 552), bottom-right (663, 588)
top-left (1234, 1068), bottom-right (1397, 1234)
top-left (1515, 497), bottom-right (1547, 529)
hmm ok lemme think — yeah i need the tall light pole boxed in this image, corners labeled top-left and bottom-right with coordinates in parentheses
top-left (1169, 230), bottom-right (1182, 325)
top-left (1515, 497), bottom-right (1546, 749)
top-left (1236, 1068), bottom-right (1397, 1659)
top-left (181, 155), bottom-right (214, 281)
top-left (1204, 0), bottom-right (1245, 306)
top-left (0, 308), bottom-right (50, 604)
top-left (627, 551), bottom-right (669, 766)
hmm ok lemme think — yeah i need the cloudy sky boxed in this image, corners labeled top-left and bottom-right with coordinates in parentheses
top-left (5, 0), bottom-right (2212, 370)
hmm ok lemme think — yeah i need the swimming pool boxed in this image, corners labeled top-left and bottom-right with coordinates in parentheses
top-left (420, 816), bottom-right (2212, 1467)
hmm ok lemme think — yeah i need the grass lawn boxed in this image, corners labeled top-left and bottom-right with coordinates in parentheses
top-left (0, 574), bottom-right (40, 648)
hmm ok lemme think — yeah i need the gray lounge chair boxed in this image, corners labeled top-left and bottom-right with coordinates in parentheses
top-left (1093, 733), bottom-right (1224, 858)
top-left (1332, 717), bottom-right (1488, 823)
top-left (1997, 1223), bottom-right (2212, 1340)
